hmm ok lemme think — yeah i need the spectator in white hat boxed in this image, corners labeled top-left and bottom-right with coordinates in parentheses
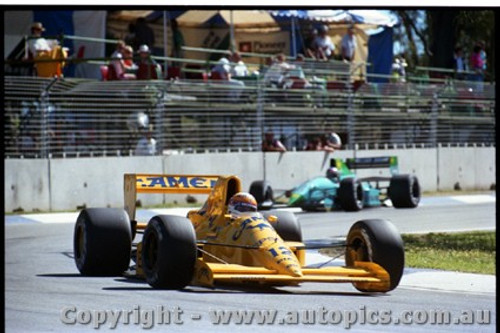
top-left (136, 44), bottom-right (162, 80)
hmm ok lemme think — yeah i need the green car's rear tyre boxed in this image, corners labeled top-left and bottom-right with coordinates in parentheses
top-left (249, 180), bottom-right (274, 210)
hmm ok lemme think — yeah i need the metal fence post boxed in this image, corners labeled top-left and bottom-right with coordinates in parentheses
top-left (256, 77), bottom-right (266, 180)
top-left (346, 79), bottom-right (354, 150)
top-left (40, 77), bottom-right (58, 158)
top-left (155, 89), bottom-right (165, 154)
top-left (430, 92), bottom-right (438, 147)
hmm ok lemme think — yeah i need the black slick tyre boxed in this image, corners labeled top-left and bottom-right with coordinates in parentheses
top-left (338, 177), bottom-right (364, 211)
top-left (389, 174), bottom-right (421, 208)
top-left (263, 210), bottom-right (302, 242)
top-left (74, 208), bottom-right (132, 276)
top-left (345, 219), bottom-right (405, 292)
top-left (249, 180), bottom-right (274, 209)
top-left (142, 215), bottom-right (197, 289)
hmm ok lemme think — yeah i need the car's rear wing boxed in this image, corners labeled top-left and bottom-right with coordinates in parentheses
top-left (124, 174), bottom-right (220, 221)
top-left (331, 156), bottom-right (399, 175)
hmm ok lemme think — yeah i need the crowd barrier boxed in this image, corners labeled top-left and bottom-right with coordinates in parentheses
top-left (5, 146), bottom-right (495, 213)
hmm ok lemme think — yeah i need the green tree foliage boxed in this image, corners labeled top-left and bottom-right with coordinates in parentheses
top-left (393, 10), bottom-right (495, 80)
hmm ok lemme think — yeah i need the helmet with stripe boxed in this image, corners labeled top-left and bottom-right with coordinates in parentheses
top-left (228, 192), bottom-right (258, 215)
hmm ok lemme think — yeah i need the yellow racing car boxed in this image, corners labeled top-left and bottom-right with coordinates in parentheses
top-left (73, 174), bottom-right (404, 293)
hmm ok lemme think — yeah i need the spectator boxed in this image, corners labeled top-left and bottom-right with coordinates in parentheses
top-left (312, 25), bottom-right (335, 61)
top-left (391, 56), bottom-right (407, 83)
top-left (289, 53), bottom-right (307, 79)
top-left (305, 132), bottom-right (342, 152)
top-left (322, 132), bottom-right (342, 152)
top-left (303, 28), bottom-right (318, 59)
top-left (134, 17), bottom-right (155, 51)
top-left (211, 55), bottom-right (245, 101)
top-left (341, 25), bottom-right (357, 62)
top-left (28, 22), bottom-right (68, 77)
top-left (27, 22), bottom-right (52, 56)
top-left (230, 51), bottom-right (249, 77)
top-left (262, 132), bottom-right (287, 152)
top-left (170, 19), bottom-right (184, 60)
top-left (453, 45), bottom-right (468, 80)
top-left (263, 53), bottom-right (292, 87)
top-left (109, 40), bottom-right (136, 80)
top-left (124, 23), bottom-right (137, 49)
top-left (469, 43), bottom-right (484, 94)
top-left (305, 136), bottom-right (323, 151)
top-left (135, 126), bottom-right (157, 156)
top-left (478, 40), bottom-right (487, 72)
top-left (469, 44), bottom-right (484, 81)
top-left (122, 45), bottom-right (138, 72)
top-left (18, 130), bottom-right (37, 157)
top-left (136, 44), bottom-right (162, 80)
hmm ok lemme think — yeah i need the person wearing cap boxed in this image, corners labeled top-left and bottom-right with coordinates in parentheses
top-left (136, 44), bottom-right (162, 80)
top-left (341, 25), bottom-right (357, 62)
top-left (28, 22), bottom-right (52, 56)
top-left (312, 25), bottom-right (335, 61)
top-left (28, 22), bottom-right (68, 77)
top-left (135, 125), bottom-right (157, 156)
top-left (210, 52), bottom-right (245, 101)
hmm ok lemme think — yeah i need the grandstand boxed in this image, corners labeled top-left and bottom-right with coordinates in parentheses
top-left (4, 36), bottom-right (496, 159)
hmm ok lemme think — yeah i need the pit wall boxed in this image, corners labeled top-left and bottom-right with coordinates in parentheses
top-left (4, 147), bottom-right (495, 213)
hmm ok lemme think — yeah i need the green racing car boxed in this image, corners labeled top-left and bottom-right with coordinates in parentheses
top-left (250, 156), bottom-right (421, 212)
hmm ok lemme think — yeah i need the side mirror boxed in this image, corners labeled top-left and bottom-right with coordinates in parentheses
top-left (285, 190), bottom-right (292, 198)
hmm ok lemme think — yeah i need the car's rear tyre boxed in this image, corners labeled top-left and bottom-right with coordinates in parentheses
top-left (249, 180), bottom-right (274, 210)
top-left (389, 174), bottom-right (421, 208)
top-left (338, 177), bottom-right (364, 211)
top-left (263, 210), bottom-right (302, 242)
top-left (142, 215), bottom-right (197, 289)
top-left (74, 208), bottom-right (132, 276)
top-left (345, 219), bottom-right (404, 292)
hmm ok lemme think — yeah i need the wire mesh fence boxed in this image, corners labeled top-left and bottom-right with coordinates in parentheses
top-left (4, 74), bottom-right (495, 159)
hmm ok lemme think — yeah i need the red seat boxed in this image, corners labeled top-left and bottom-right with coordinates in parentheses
top-left (137, 63), bottom-right (159, 80)
top-left (353, 80), bottom-right (365, 92)
top-left (76, 45), bottom-right (85, 59)
top-left (287, 77), bottom-right (307, 89)
top-left (100, 65), bottom-right (108, 81)
top-left (106, 63), bottom-right (119, 80)
top-left (210, 71), bottom-right (225, 80)
top-left (166, 66), bottom-right (181, 79)
top-left (326, 81), bottom-right (346, 91)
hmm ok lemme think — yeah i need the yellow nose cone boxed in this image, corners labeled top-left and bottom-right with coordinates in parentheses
top-left (265, 244), bottom-right (303, 277)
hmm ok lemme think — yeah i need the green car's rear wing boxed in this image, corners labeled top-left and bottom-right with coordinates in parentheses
top-left (331, 156), bottom-right (399, 176)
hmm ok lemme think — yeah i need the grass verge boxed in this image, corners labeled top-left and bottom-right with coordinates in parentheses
top-left (402, 231), bottom-right (495, 275)
top-left (320, 231), bottom-right (495, 275)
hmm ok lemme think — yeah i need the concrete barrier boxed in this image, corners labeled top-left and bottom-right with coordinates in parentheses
top-left (4, 147), bottom-right (495, 213)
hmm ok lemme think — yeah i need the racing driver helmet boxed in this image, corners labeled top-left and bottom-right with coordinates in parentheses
top-left (326, 167), bottom-right (340, 180)
top-left (228, 192), bottom-right (258, 215)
